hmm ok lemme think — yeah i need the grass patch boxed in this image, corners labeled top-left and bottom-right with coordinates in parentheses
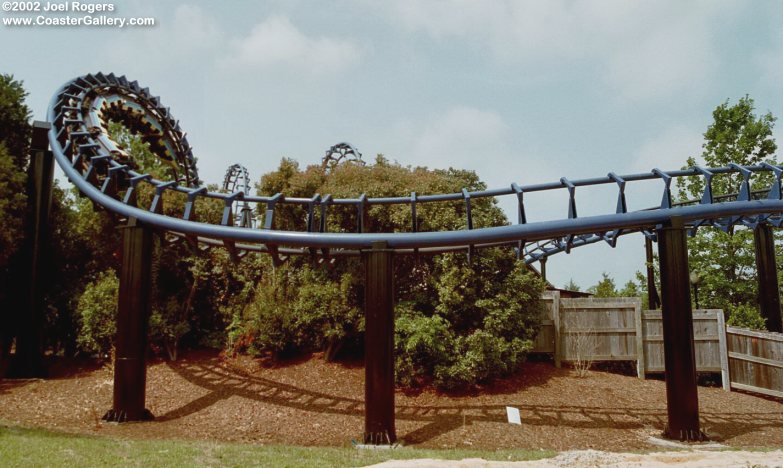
top-left (0, 424), bottom-right (555, 467)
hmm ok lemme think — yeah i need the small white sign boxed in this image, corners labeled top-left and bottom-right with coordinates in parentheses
top-left (506, 406), bottom-right (521, 425)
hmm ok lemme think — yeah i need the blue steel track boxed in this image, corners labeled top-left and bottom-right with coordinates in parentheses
top-left (48, 73), bottom-right (783, 261)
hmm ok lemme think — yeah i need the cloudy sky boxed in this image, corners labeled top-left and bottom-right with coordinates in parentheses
top-left (3, 0), bottom-right (783, 289)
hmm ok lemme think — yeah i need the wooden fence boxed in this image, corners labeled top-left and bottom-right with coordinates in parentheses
top-left (531, 293), bottom-right (783, 398)
top-left (559, 297), bottom-right (640, 369)
top-left (532, 290), bottom-right (559, 356)
top-left (726, 326), bottom-right (783, 398)
top-left (640, 309), bottom-right (729, 388)
top-left (531, 294), bottom-right (729, 389)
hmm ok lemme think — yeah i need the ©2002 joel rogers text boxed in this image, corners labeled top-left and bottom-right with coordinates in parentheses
top-left (2, 2), bottom-right (156, 28)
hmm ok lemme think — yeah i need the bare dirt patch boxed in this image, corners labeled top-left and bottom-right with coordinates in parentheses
top-left (1, 350), bottom-right (782, 452)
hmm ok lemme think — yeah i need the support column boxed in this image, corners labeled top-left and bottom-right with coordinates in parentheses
top-left (645, 236), bottom-right (661, 310)
top-left (10, 121), bottom-right (54, 377)
top-left (103, 217), bottom-right (154, 422)
top-left (363, 241), bottom-right (395, 444)
top-left (539, 257), bottom-right (547, 283)
top-left (754, 223), bottom-right (782, 333)
top-left (657, 217), bottom-right (702, 441)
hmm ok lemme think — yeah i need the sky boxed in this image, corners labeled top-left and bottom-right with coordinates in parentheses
top-left (3, 0), bottom-right (783, 290)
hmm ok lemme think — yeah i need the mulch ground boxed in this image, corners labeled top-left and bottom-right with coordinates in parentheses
top-left (1, 350), bottom-right (782, 451)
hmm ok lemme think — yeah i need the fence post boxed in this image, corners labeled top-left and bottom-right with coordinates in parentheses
top-left (10, 121), bottom-right (54, 378)
top-left (657, 217), bottom-right (703, 441)
top-left (754, 224), bottom-right (782, 333)
top-left (104, 217), bottom-right (154, 422)
top-left (716, 310), bottom-right (730, 391)
top-left (635, 303), bottom-right (645, 379)
top-left (363, 241), bottom-right (396, 444)
top-left (552, 290), bottom-right (562, 368)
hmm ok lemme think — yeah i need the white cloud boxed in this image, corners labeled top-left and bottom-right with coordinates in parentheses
top-left (630, 125), bottom-right (703, 174)
top-left (224, 15), bottom-right (364, 73)
top-left (624, 125), bottom-right (704, 210)
top-left (103, 4), bottom-right (223, 67)
top-left (408, 107), bottom-right (509, 169)
top-left (387, 106), bottom-right (569, 222)
top-left (756, 30), bottom-right (783, 89)
top-left (375, 0), bottom-right (731, 101)
top-left (604, 16), bottom-right (717, 101)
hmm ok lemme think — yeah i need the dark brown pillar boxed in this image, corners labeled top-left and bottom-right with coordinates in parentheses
top-left (657, 217), bottom-right (702, 441)
top-left (103, 217), bottom-right (154, 422)
top-left (10, 121), bottom-right (54, 377)
top-left (363, 241), bottom-right (395, 444)
top-left (754, 223), bottom-right (782, 332)
top-left (646, 236), bottom-right (661, 310)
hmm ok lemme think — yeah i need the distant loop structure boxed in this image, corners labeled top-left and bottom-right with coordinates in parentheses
top-left (48, 73), bottom-right (783, 262)
top-left (222, 164), bottom-right (251, 195)
top-left (222, 164), bottom-right (255, 228)
top-left (322, 142), bottom-right (364, 171)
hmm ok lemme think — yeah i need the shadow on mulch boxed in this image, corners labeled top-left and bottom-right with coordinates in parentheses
top-left (151, 350), bottom-right (783, 445)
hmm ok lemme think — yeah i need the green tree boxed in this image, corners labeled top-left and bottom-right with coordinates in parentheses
top-left (587, 272), bottom-right (617, 297)
top-left (238, 156), bottom-right (545, 389)
top-left (0, 74), bottom-right (31, 168)
top-left (563, 279), bottom-right (581, 292)
top-left (0, 75), bottom-right (30, 358)
top-left (677, 96), bottom-right (778, 325)
top-left (618, 279), bottom-right (641, 298)
top-left (0, 144), bottom-right (26, 268)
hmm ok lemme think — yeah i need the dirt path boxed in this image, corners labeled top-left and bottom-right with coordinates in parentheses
top-left (1, 350), bottom-right (782, 452)
top-left (367, 449), bottom-right (783, 467)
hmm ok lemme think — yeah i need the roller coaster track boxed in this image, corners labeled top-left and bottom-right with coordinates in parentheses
top-left (48, 73), bottom-right (783, 262)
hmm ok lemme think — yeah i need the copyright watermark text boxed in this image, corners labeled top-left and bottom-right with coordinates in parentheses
top-left (2, 2), bottom-right (156, 28)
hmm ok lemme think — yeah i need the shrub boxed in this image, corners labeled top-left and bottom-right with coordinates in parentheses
top-left (394, 304), bottom-right (455, 387)
top-left (395, 250), bottom-right (543, 390)
top-left (235, 264), bottom-right (361, 359)
top-left (434, 331), bottom-right (531, 390)
top-left (726, 303), bottom-right (767, 330)
top-left (76, 270), bottom-right (119, 358)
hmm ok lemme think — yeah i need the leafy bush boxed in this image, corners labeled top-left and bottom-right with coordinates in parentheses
top-left (234, 264), bottom-right (361, 359)
top-left (726, 303), bottom-right (767, 330)
top-left (395, 250), bottom-right (543, 390)
top-left (76, 270), bottom-right (119, 357)
top-left (149, 298), bottom-right (191, 361)
top-left (394, 304), bottom-right (455, 387)
top-left (434, 331), bottom-right (531, 390)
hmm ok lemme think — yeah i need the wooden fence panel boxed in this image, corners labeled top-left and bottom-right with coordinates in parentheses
top-left (726, 326), bottom-right (783, 398)
top-left (531, 290), bottom-right (557, 354)
top-left (529, 295), bottom-right (729, 389)
top-left (642, 310), bottom-right (724, 375)
top-left (559, 297), bottom-right (640, 363)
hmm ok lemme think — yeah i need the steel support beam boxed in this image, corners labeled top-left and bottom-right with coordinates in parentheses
top-left (657, 217), bottom-right (703, 441)
top-left (10, 121), bottom-right (54, 377)
top-left (363, 241), bottom-right (396, 444)
top-left (754, 223), bottom-right (782, 332)
top-left (645, 236), bottom-right (661, 310)
top-left (103, 217), bottom-right (154, 422)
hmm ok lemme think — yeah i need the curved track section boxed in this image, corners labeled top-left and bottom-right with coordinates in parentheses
top-left (322, 142), bottom-right (364, 171)
top-left (48, 73), bottom-right (783, 262)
